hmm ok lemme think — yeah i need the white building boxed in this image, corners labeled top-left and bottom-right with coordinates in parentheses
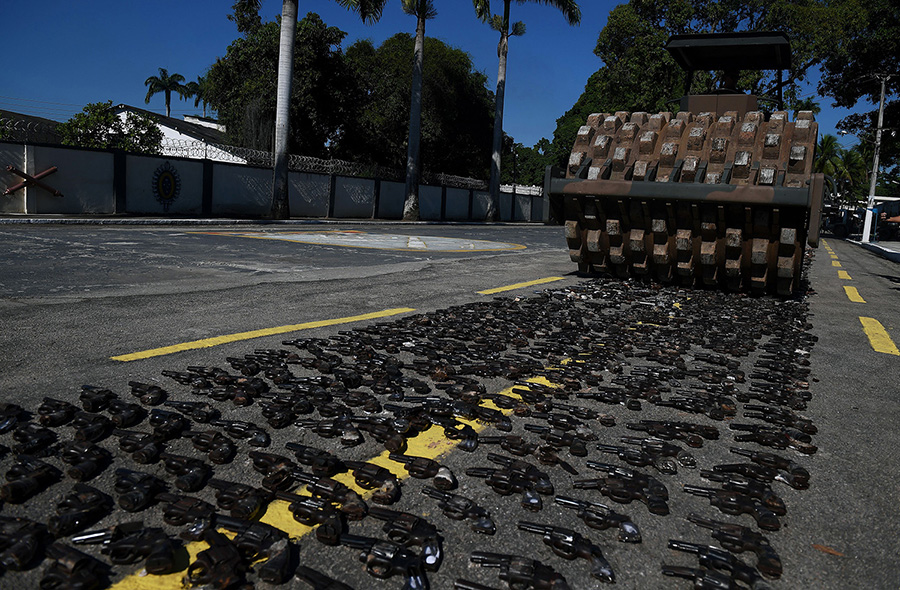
top-left (112, 105), bottom-right (249, 164)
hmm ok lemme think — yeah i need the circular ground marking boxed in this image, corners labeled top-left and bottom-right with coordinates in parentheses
top-left (198, 230), bottom-right (526, 252)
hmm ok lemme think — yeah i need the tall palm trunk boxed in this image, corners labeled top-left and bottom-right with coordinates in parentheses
top-left (487, 0), bottom-right (512, 221)
top-left (402, 11), bottom-right (426, 221)
top-left (165, 91), bottom-right (172, 118)
top-left (271, 0), bottom-right (298, 220)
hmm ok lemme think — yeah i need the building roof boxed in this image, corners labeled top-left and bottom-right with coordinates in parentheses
top-left (112, 104), bottom-right (227, 145)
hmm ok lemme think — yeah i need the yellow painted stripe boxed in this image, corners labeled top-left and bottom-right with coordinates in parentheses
top-left (111, 308), bottom-right (416, 362)
top-left (860, 317), bottom-right (900, 356)
top-left (112, 377), bottom-right (557, 588)
top-left (838, 270), bottom-right (852, 280)
top-left (821, 239), bottom-right (829, 247)
top-left (844, 286), bottom-right (866, 303)
top-left (478, 276), bottom-right (565, 295)
top-left (832, 261), bottom-right (842, 267)
top-left (830, 254), bottom-right (839, 259)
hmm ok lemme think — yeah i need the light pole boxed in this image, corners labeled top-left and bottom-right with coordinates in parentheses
top-left (862, 74), bottom-right (890, 243)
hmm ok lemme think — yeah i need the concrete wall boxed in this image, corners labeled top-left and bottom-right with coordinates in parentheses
top-left (0, 141), bottom-right (547, 221)
top-left (126, 155), bottom-right (203, 215)
top-left (213, 163), bottom-right (271, 217)
top-left (0, 142), bottom-right (25, 214)
top-left (333, 177), bottom-right (376, 218)
top-left (378, 181), bottom-right (405, 219)
top-left (1, 143), bottom-right (115, 214)
top-left (290, 172), bottom-right (330, 217)
top-left (445, 188), bottom-right (470, 220)
top-left (419, 186), bottom-right (443, 220)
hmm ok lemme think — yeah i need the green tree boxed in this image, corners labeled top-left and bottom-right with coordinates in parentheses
top-left (229, 0), bottom-right (263, 34)
top-left (547, 0), bottom-right (846, 169)
top-left (473, 0), bottom-right (580, 220)
top-left (144, 68), bottom-right (189, 118)
top-left (341, 33), bottom-right (494, 180)
top-left (818, 0), bottom-right (898, 175)
top-left (500, 137), bottom-right (552, 186)
top-left (57, 101), bottom-right (162, 154)
top-left (205, 12), bottom-right (356, 156)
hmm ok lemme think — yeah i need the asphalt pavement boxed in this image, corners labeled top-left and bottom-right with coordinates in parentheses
top-left (0, 222), bottom-right (898, 590)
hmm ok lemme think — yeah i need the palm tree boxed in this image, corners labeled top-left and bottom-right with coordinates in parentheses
top-left (271, 0), bottom-right (387, 219)
top-left (271, 0), bottom-right (299, 220)
top-left (144, 68), bottom-right (188, 118)
top-left (792, 96), bottom-right (821, 119)
top-left (184, 75), bottom-right (211, 117)
top-left (474, 0), bottom-right (580, 220)
top-left (394, 0), bottom-right (435, 221)
top-left (815, 134), bottom-right (843, 175)
top-left (838, 146), bottom-right (868, 202)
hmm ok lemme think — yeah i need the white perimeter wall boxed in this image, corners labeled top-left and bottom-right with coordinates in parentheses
top-left (0, 142), bottom-right (546, 220)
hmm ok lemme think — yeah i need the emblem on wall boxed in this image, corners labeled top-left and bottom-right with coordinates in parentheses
top-left (152, 161), bottom-right (181, 212)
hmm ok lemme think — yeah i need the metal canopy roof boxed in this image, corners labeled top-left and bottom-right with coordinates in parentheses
top-left (665, 32), bottom-right (791, 72)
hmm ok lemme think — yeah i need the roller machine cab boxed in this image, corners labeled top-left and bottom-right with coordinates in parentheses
top-left (545, 32), bottom-right (824, 296)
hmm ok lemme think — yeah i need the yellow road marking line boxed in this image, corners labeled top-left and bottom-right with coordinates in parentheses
top-left (832, 261), bottom-right (842, 267)
top-left (844, 286), bottom-right (866, 303)
top-left (112, 378), bottom-right (554, 588)
top-left (478, 277), bottom-right (565, 295)
top-left (838, 270), bottom-right (852, 280)
top-left (830, 254), bottom-right (839, 259)
top-left (860, 317), bottom-right (900, 356)
top-left (111, 308), bottom-right (416, 362)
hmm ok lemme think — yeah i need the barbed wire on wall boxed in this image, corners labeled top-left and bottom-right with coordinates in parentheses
top-left (0, 117), bottom-right (61, 144)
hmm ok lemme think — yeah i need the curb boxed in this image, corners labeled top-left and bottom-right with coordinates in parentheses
top-left (0, 217), bottom-right (541, 227)
top-left (850, 240), bottom-right (900, 263)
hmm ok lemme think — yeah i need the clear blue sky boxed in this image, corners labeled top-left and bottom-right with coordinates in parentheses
top-left (4, 0), bottom-right (856, 149)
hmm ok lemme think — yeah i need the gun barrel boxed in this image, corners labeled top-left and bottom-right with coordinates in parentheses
top-left (572, 478), bottom-right (603, 489)
top-left (70, 530), bottom-right (113, 545)
top-left (554, 496), bottom-right (587, 509)
top-left (597, 444), bottom-right (623, 453)
top-left (699, 470), bottom-right (727, 481)
top-left (682, 485), bottom-right (716, 497)
top-left (291, 470), bottom-right (318, 484)
top-left (421, 486), bottom-right (448, 501)
top-left (338, 533), bottom-right (374, 550)
top-left (661, 565), bottom-right (698, 579)
top-left (667, 539), bottom-right (703, 554)
top-left (585, 461), bottom-right (616, 472)
top-left (454, 579), bottom-right (500, 590)
top-left (367, 506), bottom-right (399, 521)
top-left (485, 453), bottom-right (513, 465)
top-left (516, 521), bottom-right (551, 534)
top-left (469, 551), bottom-right (510, 567)
top-left (465, 467), bottom-right (495, 478)
top-left (686, 513), bottom-right (725, 529)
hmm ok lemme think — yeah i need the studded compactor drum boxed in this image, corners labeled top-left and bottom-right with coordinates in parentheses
top-left (545, 32), bottom-right (824, 296)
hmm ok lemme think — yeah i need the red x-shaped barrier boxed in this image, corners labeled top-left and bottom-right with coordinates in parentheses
top-left (4, 165), bottom-right (63, 197)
